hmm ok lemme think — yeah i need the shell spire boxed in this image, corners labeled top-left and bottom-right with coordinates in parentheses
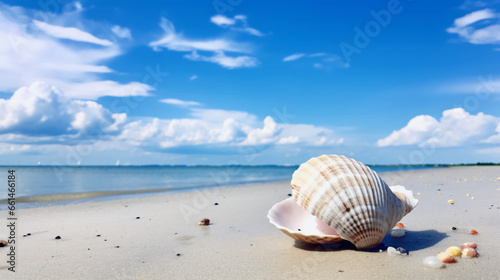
top-left (291, 155), bottom-right (418, 248)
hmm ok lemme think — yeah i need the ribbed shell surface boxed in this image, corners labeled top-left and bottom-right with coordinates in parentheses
top-left (291, 155), bottom-right (406, 248)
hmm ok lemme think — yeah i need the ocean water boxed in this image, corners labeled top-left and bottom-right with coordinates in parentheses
top-left (0, 165), bottom-right (437, 209)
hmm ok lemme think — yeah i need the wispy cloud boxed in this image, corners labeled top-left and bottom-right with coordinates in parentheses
top-left (210, 14), bottom-right (265, 37)
top-left (447, 9), bottom-right (500, 45)
top-left (111, 25), bottom-right (132, 40)
top-left (283, 53), bottom-right (305, 62)
top-left (34, 20), bottom-right (113, 46)
top-left (160, 98), bottom-right (201, 107)
top-left (377, 108), bottom-right (500, 147)
top-left (150, 17), bottom-right (258, 68)
top-left (189, 75), bottom-right (198, 81)
top-left (283, 52), bottom-right (348, 68)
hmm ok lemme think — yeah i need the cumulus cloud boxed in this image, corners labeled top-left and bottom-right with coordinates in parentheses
top-left (0, 82), bottom-right (126, 138)
top-left (160, 98), bottom-right (201, 107)
top-left (210, 14), bottom-right (265, 36)
top-left (111, 25), bottom-right (132, 40)
top-left (447, 9), bottom-right (500, 45)
top-left (0, 3), bottom-right (153, 98)
top-left (149, 17), bottom-right (258, 69)
top-left (377, 108), bottom-right (500, 147)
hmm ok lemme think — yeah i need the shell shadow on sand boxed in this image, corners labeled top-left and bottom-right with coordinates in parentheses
top-left (293, 229), bottom-right (448, 252)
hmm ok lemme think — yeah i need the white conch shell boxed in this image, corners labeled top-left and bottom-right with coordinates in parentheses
top-left (290, 155), bottom-right (418, 249)
top-left (267, 198), bottom-right (343, 244)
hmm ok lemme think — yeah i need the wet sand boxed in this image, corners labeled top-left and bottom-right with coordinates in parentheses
top-left (0, 166), bottom-right (499, 279)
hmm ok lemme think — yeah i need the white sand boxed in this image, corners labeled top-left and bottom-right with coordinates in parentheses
top-left (0, 166), bottom-right (499, 279)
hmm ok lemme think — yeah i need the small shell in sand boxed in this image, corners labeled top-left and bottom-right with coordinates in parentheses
top-left (393, 223), bottom-right (404, 229)
top-left (391, 228), bottom-right (406, 238)
top-left (198, 218), bottom-right (210, 226)
top-left (461, 248), bottom-right (478, 258)
top-left (469, 229), bottom-right (478, 235)
top-left (423, 256), bottom-right (445, 268)
top-left (461, 242), bottom-right (477, 250)
top-left (445, 246), bottom-right (462, 257)
top-left (437, 252), bottom-right (455, 263)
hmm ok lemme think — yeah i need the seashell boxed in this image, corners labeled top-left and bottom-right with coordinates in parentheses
top-left (461, 248), bottom-right (478, 258)
top-left (469, 229), bottom-right (478, 235)
top-left (267, 198), bottom-right (343, 244)
top-left (393, 222), bottom-right (404, 229)
top-left (198, 218), bottom-right (210, 226)
top-left (423, 256), bottom-right (445, 268)
top-left (289, 155), bottom-right (418, 248)
top-left (460, 242), bottom-right (477, 250)
top-left (445, 246), bottom-right (462, 256)
top-left (437, 252), bottom-right (455, 263)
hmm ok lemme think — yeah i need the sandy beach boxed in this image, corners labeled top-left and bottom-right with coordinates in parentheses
top-left (1, 166), bottom-right (499, 279)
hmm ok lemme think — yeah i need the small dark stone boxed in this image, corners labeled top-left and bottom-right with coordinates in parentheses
top-left (27, 233), bottom-right (31, 236)
top-left (136, 217), bottom-right (140, 219)
top-left (338, 270), bottom-right (344, 272)
top-left (176, 253), bottom-right (181, 257)
top-left (174, 233), bottom-right (177, 235)
top-left (452, 227), bottom-right (457, 230)
top-left (214, 203), bottom-right (219, 205)
top-left (96, 234), bottom-right (101, 237)
top-left (0, 243), bottom-right (5, 248)
top-left (115, 246), bottom-right (120, 248)
top-left (250, 244), bottom-right (253, 246)
top-left (396, 247), bottom-right (409, 255)
top-left (104, 239), bottom-right (107, 241)
top-left (55, 236), bottom-right (61, 240)
top-left (88, 248), bottom-right (90, 250)
top-left (23, 235), bottom-right (27, 237)
top-left (287, 193), bottom-right (292, 197)
top-left (437, 189), bottom-right (441, 191)
top-left (298, 229), bottom-right (301, 231)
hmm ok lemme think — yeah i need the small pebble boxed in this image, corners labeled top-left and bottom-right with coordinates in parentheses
top-left (176, 253), bottom-right (181, 257)
top-left (391, 228), bottom-right (405, 238)
top-left (198, 218), bottom-right (210, 226)
top-left (393, 223), bottom-right (404, 229)
top-left (448, 199), bottom-right (455, 204)
top-left (452, 227), bottom-right (457, 230)
top-left (423, 256), bottom-right (445, 268)
top-left (96, 235), bottom-right (101, 237)
top-left (471, 197), bottom-right (475, 199)
top-left (27, 233), bottom-right (31, 236)
top-left (214, 203), bottom-right (219, 205)
top-left (136, 217), bottom-right (140, 219)
top-left (445, 246), bottom-right (462, 256)
top-left (55, 236), bottom-right (61, 240)
top-left (396, 247), bottom-right (409, 255)
top-left (0, 240), bottom-right (7, 247)
top-left (462, 248), bottom-right (478, 258)
top-left (437, 252), bottom-right (455, 263)
top-left (461, 242), bottom-right (477, 249)
top-left (469, 229), bottom-right (478, 235)
top-left (466, 193), bottom-right (470, 196)
top-left (115, 246), bottom-right (120, 248)
top-left (287, 193), bottom-right (292, 197)
top-left (387, 246), bottom-right (400, 256)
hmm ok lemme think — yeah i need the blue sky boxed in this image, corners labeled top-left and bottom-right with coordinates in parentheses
top-left (1, 0), bottom-right (500, 165)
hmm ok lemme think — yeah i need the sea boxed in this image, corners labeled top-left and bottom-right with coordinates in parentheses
top-left (0, 165), bottom-right (438, 209)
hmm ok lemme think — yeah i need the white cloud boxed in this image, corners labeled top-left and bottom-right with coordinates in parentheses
top-left (438, 75), bottom-right (500, 94)
top-left (283, 53), bottom-right (305, 62)
top-left (447, 9), bottom-right (500, 45)
top-left (189, 75), bottom-right (198, 81)
top-left (160, 98), bottom-right (201, 107)
top-left (210, 14), bottom-right (264, 36)
top-left (63, 81), bottom-right (153, 100)
top-left (184, 51), bottom-right (259, 69)
top-left (210, 15), bottom-right (236, 26)
top-left (34, 20), bottom-right (113, 46)
top-left (481, 123), bottom-right (500, 143)
top-left (111, 25), bottom-right (132, 40)
top-left (377, 108), bottom-right (500, 147)
top-left (150, 18), bottom-right (251, 53)
top-left (0, 82), bottom-right (126, 138)
top-left (149, 17), bottom-right (258, 69)
top-left (0, 3), bottom-right (152, 99)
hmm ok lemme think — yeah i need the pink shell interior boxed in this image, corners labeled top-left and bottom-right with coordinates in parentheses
top-left (268, 198), bottom-right (342, 243)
